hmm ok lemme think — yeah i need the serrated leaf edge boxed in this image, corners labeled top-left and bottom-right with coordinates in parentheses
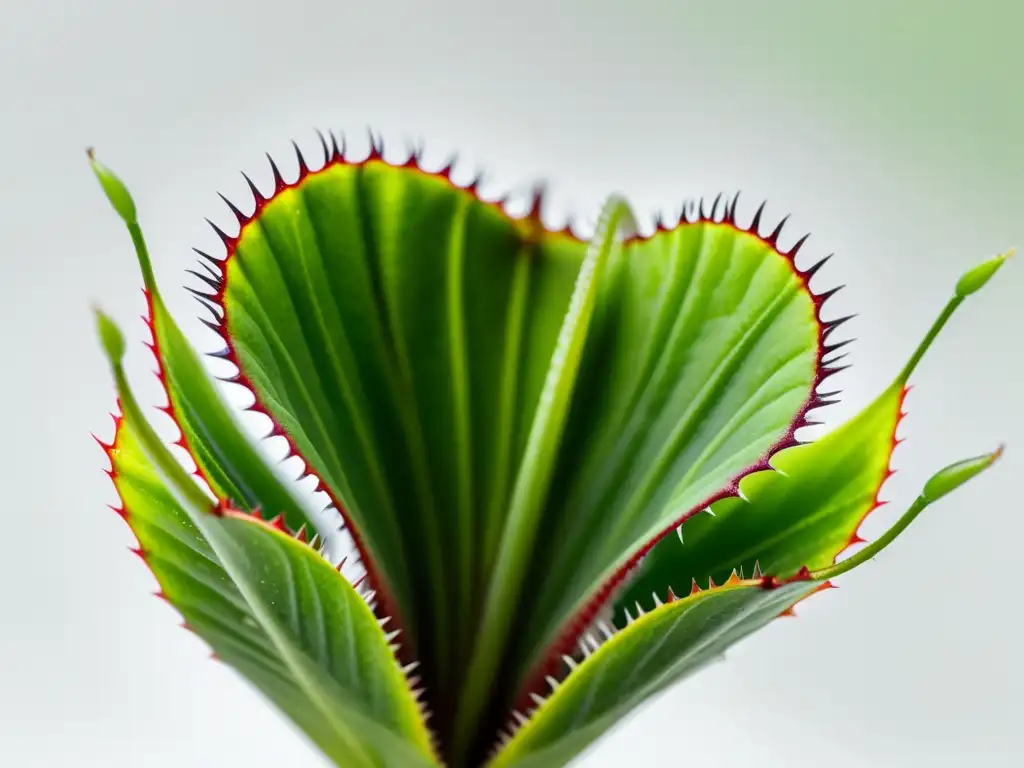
top-left (486, 567), bottom-right (831, 762)
top-left (93, 401), bottom-right (443, 756)
top-left (515, 191), bottom-right (849, 710)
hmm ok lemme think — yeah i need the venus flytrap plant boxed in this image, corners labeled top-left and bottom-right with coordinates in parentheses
top-left (90, 135), bottom-right (1011, 768)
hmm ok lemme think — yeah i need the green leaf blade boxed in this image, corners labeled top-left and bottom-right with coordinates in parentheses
top-left (489, 579), bottom-right (820, 768)
top-left (514, 211), bottom-right (830, 691)
top-left (618, 252), bottom-right (1010, 617)
top-left (489, 435), bottom-right (1003, 768)
top-left (101, 398), bottom-right (439, 767)
top-left (455, 195), bottom-right (638, 754)
top-left (199, 165), bottom-right (834, 758)
top-left (149, 292), bottom-right (317, 532)
top-left (91, 142), bottom-right (1012, 768)
top-left (618, 381), bottom-right (904, 609)
top-left (90, 152), bottom-right (315, 534)
top-left (210, 153), bottom-right (594, 737)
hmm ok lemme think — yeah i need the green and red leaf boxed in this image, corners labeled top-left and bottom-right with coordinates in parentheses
top-left (183, 141), bottom-right (843, 752)
top-left (615, 250), bottom-right (1012, 621)
top-left (95, 313), bottom-right (439, 767)
top-left (486, 435), bottom-right (1002, 768)
top-left (487, 576), bottom-right (822, 768)
top-left (89, 142), bottom-right (1010, 768)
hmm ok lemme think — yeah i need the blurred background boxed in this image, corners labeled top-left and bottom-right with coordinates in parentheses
top-left (1, 1), bottom-right (1021, 765)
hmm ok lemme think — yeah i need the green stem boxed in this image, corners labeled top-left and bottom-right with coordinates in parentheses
top-left (897, 248), bottom-right (1013, 385)
top-left (810, 496), bottom-right (928, 581)
top-left (128, 221), bottom-right (158, 294)
top-left (88, 150), bottom-right (159, 296)
top-left (896, 296), bottom-right (962, 384)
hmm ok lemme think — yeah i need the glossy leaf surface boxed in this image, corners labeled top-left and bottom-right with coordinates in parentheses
top-left (489, 579), bottom-right (819, 768)
top-left (98, 320), bottom-right (439, 767)
top-left (89, 144), bottom-right (1010, 768)
top-left (89, 149), bottom-right (318, 535)
top-left (149, 288), bottom-right (318, 533)
top-left (616, 253), bottom-right (1009, 617)
top-left (493, 435), bottom-right (1001, 768)
top-left (202, 147), bottom-right (829, 748)
top-left (517, 206), bottom-right (829, 679)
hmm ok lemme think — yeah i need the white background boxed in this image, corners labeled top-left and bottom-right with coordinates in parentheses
top-left (1, 1), bottom-right (1021, 766)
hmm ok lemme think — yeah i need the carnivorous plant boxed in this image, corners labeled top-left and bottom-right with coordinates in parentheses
top-left (90, 135), bottom-right (1011, 767)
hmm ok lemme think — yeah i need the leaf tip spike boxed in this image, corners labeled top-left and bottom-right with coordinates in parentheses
top-left (87, 148), bottom-right (137, 225)
top-left (955, 248), bottom-right (1013, 298)
top-left (526, 182), bottom-right (547, 224)
top-left (94, 307), bottom-right (126, 366)
top-left (811, 444), bottom-right (1004, 582)
top-left (922, 445), bottom-right (1004, 503)
top-left (897, 248), bottom-right (1013, 385)
top-left (87, 152), bottom-right (159, 293)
